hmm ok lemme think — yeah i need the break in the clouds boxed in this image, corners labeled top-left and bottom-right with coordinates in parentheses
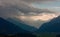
top-left (31, 1), bottom-right (60, 12)
top-left (17, 13), bottom-right (58, 28)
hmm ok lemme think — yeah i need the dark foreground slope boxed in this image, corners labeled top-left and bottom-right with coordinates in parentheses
top-left (34, 16), bottom-right (60, 37)
top-left (38, 16), bottom-right (60, 33)
top-left (0, 17), bottom-right (36, 37)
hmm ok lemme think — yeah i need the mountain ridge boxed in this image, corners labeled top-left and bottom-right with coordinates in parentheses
top-left (6, 17), bottom-right (37, 33)
top-left (0, 17), bottom-right (31, 35)
top-left (37, 16), bottom-right (60, 33)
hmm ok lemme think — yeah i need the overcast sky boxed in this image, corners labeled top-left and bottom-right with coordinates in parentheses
top-left (0, 0), bottom-right (60, 28)
top-left (0, 0), bottom-right (60, 17)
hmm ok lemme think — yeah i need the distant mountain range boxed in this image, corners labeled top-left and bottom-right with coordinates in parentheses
top-left (37, 16), bottom-right (60, 33)
top-left (6, 17), bottom-right (37, 33)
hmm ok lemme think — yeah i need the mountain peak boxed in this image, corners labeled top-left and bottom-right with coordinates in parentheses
top-left (51, 15), bottom-right (60, 20)
top-left (55, 15), bottom-right (60, 19)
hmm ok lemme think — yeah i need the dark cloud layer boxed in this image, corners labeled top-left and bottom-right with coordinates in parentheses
top-left (0, 6), bottom-right (19, 17)
top-left (0, 0), bottom-right (56, 18)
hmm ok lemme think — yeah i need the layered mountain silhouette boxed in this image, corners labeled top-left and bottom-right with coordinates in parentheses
top-left (0, 17), bottom-right (37, 37)
top-left (37, 16), bottom-right (60, 33)
top-left (0, 17), bottom-right (32, 35)
top-left (7, 17), bottom-right (37, 33)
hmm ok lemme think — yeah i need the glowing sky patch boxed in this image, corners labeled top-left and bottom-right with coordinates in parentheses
top-left (17, 13), bottom-right (58, 21)
top-left (16, 13), bottom-right (59, 28)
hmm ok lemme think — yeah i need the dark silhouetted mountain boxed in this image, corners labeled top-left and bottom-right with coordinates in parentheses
top-left (37, 16), bottom-right (60, 33)
top-left (7, 17), bottom-right (37, 33)
top-left (0, 17), bottom-right (31, 35)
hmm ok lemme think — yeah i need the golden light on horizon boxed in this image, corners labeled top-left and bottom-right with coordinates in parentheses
top-left (17, 13), bottom-right (58, 21)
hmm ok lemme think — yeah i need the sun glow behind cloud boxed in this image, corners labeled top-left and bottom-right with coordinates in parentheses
top-left (16, 13), bottom-right (59, 28)
top-left (17, 13), bottom-right (58, 21)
